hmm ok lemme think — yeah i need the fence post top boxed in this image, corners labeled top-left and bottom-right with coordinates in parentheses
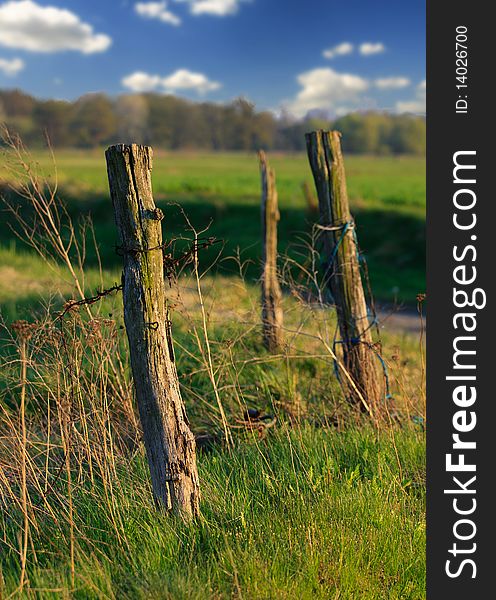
top-left (305, 129), bottom-right (342, 138)
top-left (105, 143), bottom-right (153, 157)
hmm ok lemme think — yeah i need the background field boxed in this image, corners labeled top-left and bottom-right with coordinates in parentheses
top-left (0, 150), bottom-right (425, 314)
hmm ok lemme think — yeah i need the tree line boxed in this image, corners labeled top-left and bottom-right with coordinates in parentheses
top-left (0, 89), bottom-right (425, 154)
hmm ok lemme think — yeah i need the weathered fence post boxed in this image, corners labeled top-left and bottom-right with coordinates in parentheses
top-left (105, 144), bottom-right (200, 518)
top-left (259, 151), bottom-right (283, 352)
top-left (305, 131), bottom-right (383, 415)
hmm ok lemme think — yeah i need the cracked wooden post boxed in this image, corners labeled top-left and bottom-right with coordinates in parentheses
top-left (105, 144), bottom-right (200, 518)
top-left (259, 151), bottom-right (283, 352)
top-left (305, 131), bottom-right (383, 416)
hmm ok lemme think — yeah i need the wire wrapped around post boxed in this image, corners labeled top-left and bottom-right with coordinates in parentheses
top-left (306, 130), bottom-right (386, 419)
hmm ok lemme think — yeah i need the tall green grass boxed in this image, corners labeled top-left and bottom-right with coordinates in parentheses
top-left (0, 427), bottom-right (425, 599)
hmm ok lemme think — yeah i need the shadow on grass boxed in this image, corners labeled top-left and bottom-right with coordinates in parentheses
top-left (1, 187), bottom-right (425, 305)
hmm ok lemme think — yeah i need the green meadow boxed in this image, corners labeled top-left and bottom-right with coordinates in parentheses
top-left (1, 150), bottom-right (425, 310)
top-left (0, 149), bottom-right (425, 598)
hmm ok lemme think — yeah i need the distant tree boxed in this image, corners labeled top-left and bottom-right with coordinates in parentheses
top-left (145, 94), bottom-right (174, 147)
top-left (198, 102), bottom-right (228, 150)
top-left (223, 98), bottom-right (255, 150)
top-left (277, 115), bottom-right (331, 152)
top-left (114, 95), bottom-right (149, 144)
top-left (0, 87), bottom-right (426, 153)
top-left (146, 94), bottom-right (201, 149)
top-left (221, 98), bottom-right (277, 151)
top-left (33, 100), bottom-right (72, 146)
top-left (0, 90), bottom-right (37, 142)
top-left (333, 113), bottom-right (380, 154)
top-left (276, 120), bottom-right (308, 151)
top-left (169, 100), bottom-right (208, 149)
top-left (69, 94), bottom-right (117, 147)
top-left (252, 111), bottom-right (276, 150)
top-left (0, 89), bottom-right (35, 117)
top-left (374, 114), bottom-right (394, 155)
top-left (388, 116), bottom-right (426, 155)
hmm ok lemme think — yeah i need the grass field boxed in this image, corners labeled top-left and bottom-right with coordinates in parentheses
top-left (0, 148), bottom-right (425, 598)
top-left (0, 149), bottom-right (425, 310)
top-left (1, 427), bottom-right (425, 599)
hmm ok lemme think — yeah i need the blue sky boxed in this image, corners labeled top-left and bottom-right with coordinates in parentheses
top-left (0, 0), bottom-right (425, 117)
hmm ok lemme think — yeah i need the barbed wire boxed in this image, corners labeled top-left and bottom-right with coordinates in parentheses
top-left (56, 236), bottom-right (221, 320)
top-left (56, 283), bottom-right (123, 320)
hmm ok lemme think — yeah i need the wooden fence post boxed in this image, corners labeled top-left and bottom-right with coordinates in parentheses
top-left (305, 131), bottom-right (383, 415)
top-left (259, 151), bottom-right (283, 352)
top-left (105, 144), bottom-right (200, 518)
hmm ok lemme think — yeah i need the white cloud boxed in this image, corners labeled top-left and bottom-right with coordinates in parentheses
top-left (396, 99), bottom-right (424, 113)
top-left (135, 2), bottom-right (181, 26)
top-left (122, 68), bottom-right (221, 94)
top-left (286, 67), bottom-right (369, 118)
top-left (322, 42), bottom-right (353, 60)
top-left (374, 76), bottom-right (410, 90)
top-left (122, 71), bottom-right (162, 92)
top-left (359, 42), bottom-right (385, 56)
top-left (0, 1), bottom-right (111, 54)
top-left (396, 80), bottom-right (426, 114)
top-left (0, 56), bottom-right (24, 75)
top-left (161, 68), bottom-right (221, 92)
top-left (173, 0), bottom-right (245, 16)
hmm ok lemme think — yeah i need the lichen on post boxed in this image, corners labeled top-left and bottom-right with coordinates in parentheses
top-left (106, 144), bottom-right (200, 519)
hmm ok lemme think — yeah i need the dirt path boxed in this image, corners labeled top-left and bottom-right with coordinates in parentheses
top-left (376, 306), bottom-right (426, 336)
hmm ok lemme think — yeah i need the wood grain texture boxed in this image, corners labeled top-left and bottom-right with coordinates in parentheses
top-left (305, 131), bottom-right (383, 415)
top-left (106, 144), bottom-right (200, 518)
top-left (259, 151), bottom-right (283, 352)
